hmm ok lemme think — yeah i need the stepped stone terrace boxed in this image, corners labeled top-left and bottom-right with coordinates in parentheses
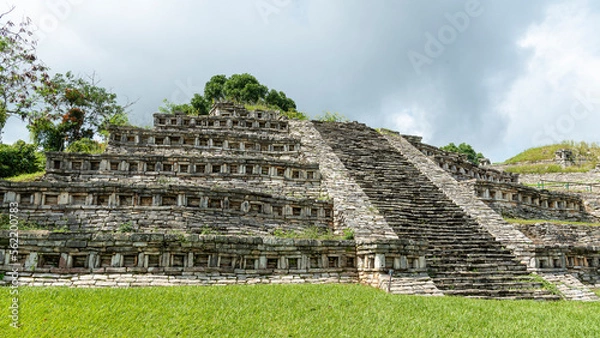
top-left (1, 102), bottom-right (598, 300)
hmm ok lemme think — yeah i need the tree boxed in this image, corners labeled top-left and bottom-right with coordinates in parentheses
top-left (0, 140), bottom-right (44, 177)
top-left (440, 142), bottom-right (485, 165)
top-left (0, 8), bottom-right (50, 140)
top-left (158, 95), bottom-right (210, 116)
top-left (265, 89), bottom-right (296, 112)
top-left (160, 73), bottom-right (301, 118)
top-left (29, 72), bottom-right (131, 151)
top-left (223, 73), bottom-right (268, 103)
top-left (204, 74), bottom-right (227, 101)
top-left (190, 93), bottom-right (210, 115)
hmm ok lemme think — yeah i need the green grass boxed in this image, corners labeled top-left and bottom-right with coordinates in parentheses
top-left (594, 289), bottom-right (600, 297)
top-left (1, 284), bottom-right (599, 337)
top-left (502, 163), bottom-right (595, 174)
top-left (272, 226), bottom-right (354, 240)
top-left (243, 103), bottom-right (309, 120)
top-left (505, 144), bottom-right (571, 164)
top-left (504, 141), bottom-right (600, 165)
top-left (0, 214), bottom-right (44, 230)
top-left (3, 171), bottom-right (45, 182)
top-left (504, 218), bottom-right (600, 226)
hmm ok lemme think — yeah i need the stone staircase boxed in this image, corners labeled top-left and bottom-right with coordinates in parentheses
top-left (313, 122), bottom-right (559, 300)
top-left (540, 273), bottom-right (599, 301)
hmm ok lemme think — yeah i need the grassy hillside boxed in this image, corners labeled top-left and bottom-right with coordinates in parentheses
top-left (1, 284), bottom-right (599, 337)
top-left (502, 141), bottom-right (600, 174)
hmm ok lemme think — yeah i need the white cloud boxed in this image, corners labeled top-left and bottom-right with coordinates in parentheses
top-left (382, 95), bottom-right (434, 140)
top-left (498, 0), bottom-right (600, 157)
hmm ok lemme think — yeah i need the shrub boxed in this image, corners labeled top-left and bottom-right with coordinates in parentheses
top-left (0, 140), bottom-right (44, 178)
top-left (316, 111), bottom-right (349, 122)
top-left (65, 138), bottom-right (105, 154)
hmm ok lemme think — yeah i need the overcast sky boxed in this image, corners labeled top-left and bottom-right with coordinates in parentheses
top-left (3, 0), bottom-right (600, 162)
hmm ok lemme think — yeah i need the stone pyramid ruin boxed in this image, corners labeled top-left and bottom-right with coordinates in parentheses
top-left (1, 102), bottom-right (598, 300)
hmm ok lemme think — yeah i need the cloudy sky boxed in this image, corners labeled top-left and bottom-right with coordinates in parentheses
top-left (3, 0), bottom-right (600, 162)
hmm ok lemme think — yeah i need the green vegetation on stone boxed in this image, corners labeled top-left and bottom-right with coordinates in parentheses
top-left (272, 226), bottom-right (349, 240)
top-left (117, 222), bottom-right (133, 233)
top-left (160, 73), bottom-right (303, 119)
top-left (440, 142), bottom-right (486, 165)
top-left (244, 102), bottom-right (308, 120)
top-left (4, 171), bottom-right (45, 182)
top-left (1, 285), bottom-right (600, 337)
top-left (503, 163), bottom-right (595, 174)
top-left (0, 214), bottom-right (42, 230)
top-left (503, 141), bottom-right (600, 169)
top-left (315, 111), bottom-right (349, 122)
top-left (65, 138), bottom-right (105, 154)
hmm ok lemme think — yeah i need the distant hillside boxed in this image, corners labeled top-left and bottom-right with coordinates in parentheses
top-left (501, 141), bottom-right (600, 174)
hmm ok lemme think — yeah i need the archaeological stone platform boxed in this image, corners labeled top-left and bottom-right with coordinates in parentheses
top-left (1, 102), bottom-right (598, 300)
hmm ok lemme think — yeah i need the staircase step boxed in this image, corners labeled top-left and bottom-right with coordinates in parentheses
top-left (313, 122), bottom-right (557, 300)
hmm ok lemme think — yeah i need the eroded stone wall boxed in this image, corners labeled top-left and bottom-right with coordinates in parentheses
top-left (0, 231), bottom-right (430, 288)
top-left (463, 181), bottom-right (592, 222)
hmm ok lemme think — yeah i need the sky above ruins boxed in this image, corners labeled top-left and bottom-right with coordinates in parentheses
top-left (3, 0), bottom-right (600, 162)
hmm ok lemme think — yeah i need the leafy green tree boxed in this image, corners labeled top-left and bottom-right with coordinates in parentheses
top-left (0, 140), bottom-right (44, 177)
top-left (223, 73), bottom-right (268, 103)
top-left (190, 94), bottom-right (210, 115)
top-left (440, 142), bottom-right (485, 165)
top-left (265, 89), bottom-right (296, 112)
top-left (0, 8), bottom-right (50, 139)
top-left (161, 73), bottom-right (301, 118)
top-left (204, 74), bottom-right (227, 101)
top-left (29, 72), bottom-right (131, 151)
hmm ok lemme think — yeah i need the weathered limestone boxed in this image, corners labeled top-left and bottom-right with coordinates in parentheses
top-left (381, 130), bottom-right (536, 266)
top-left (313, 122), bottom-right (557, 300)
top-left (289, 120), bottom-right (398, 241)
top-left (1, 102), bottom-right (598, 300)
top-left (0, 181), bottom-right (332, 234)
top-left (401, 133), bottom-right (519, 183)
top-left (462, 180), bottom-right (591, 222)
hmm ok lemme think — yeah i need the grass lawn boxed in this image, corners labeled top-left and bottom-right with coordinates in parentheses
top-left (1, 284), bottom-right (599, 337)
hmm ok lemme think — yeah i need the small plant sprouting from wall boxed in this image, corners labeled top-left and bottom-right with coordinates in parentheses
top-left (530, 274), bottom-right (562, 297)
top-left (343, 228), bottom-right (355, 240)
top-left (272, 226), bottom-right (353, 240)
top-left (0, 214), bottom-right (43, 230)
top-left (317, 192), bottom-right (331, 201)
top-left (200, 225), bottom-right (216, 235)
top-left (118, 222), bottom-right (133, 233)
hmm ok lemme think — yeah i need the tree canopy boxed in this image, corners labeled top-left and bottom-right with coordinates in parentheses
top-left (0, 8), bottom-right (50, 140)
top-left (161, 73), bottom-right (299, 117)
top-left (29, 72), bottom-right (131, 151)
top-left (440, 142), bottom-right (486, 165)
top-left (1, 8), bottom-right (131, 152)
